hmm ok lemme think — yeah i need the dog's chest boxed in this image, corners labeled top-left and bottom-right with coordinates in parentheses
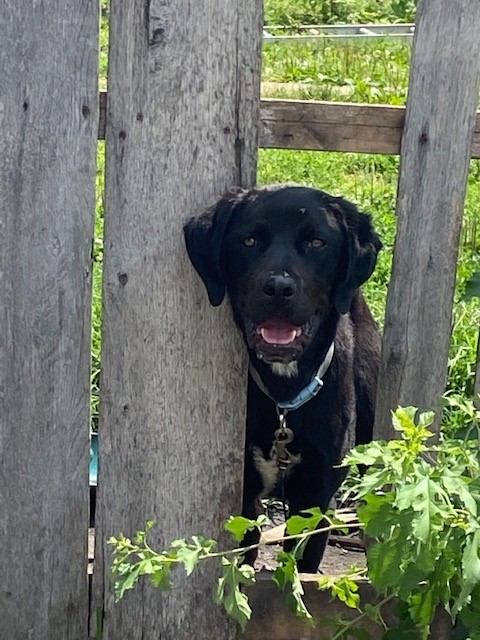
top-left (252, 442), bottom-right (301, 497)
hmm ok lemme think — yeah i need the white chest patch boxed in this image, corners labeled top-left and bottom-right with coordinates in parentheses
top-left (270, 361), bottom-right (299, 378)
top-left (252, 445), bottom-right (301, 497)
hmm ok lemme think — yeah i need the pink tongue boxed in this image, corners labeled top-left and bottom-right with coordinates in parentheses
top-left (260, 322), bottom-right (300, 345)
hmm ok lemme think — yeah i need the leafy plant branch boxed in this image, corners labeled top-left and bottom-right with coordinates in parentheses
top-left (109, 402), bottom-right (480, 639)
top-left (109, 510), bottom-right (362, 629)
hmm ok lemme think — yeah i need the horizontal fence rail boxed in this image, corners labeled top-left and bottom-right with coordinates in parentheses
top-left (98, 93), bottom-right (480, 157)
top-left (263, 23), bottom-right (415, 40)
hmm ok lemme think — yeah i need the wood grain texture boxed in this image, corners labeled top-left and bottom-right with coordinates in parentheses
top-left (260, 99), bottom-right (405, 154)
top-left (92, 1), bottom-right (262, 638)
top-left (0, 1), bottom-right (98, 638)
top-left (99, 92), bottom-right (480, 158)
top-left (374, 0), bottom-right (480, 439)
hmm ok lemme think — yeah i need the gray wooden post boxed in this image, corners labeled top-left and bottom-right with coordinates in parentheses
top-left (0, 1), bottom-right (99, 638)
top-left (374, 0), bottom-right (480, 439)
top-left (91, 1), bottom-right (262, 638)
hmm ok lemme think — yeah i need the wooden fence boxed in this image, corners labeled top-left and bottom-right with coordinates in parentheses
top-left (1, 0), bottom-right (479, 638)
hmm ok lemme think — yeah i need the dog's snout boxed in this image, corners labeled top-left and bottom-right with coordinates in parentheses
top-left (262, 274), bottom-right (297, 300)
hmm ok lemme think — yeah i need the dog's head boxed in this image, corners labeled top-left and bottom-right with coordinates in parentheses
top-left (184, 185), bottom-right (381, 367)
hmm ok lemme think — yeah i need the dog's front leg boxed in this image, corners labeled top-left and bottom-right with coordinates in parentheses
top-left (285, 465), bottom-right (348, 573)
top-left (283, 497), bottom-right (331, 574)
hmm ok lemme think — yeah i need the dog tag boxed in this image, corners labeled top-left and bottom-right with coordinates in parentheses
top-left (274, 426), bottom-right (294, 471)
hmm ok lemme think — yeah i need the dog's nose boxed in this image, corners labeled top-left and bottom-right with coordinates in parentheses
top-left (262, 274), bottom-right (297, 300)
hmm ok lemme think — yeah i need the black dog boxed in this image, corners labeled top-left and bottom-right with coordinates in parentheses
top-left (184, 185), bottom-right (382, 572)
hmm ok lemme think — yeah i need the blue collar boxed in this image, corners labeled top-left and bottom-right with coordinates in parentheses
top-left (249, 343), bottom-right (335, 412)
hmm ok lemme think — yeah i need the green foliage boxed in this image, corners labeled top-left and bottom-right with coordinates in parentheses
top-left (108, 509), bottom-right (350, 629)
top-left (342, 406), bottom-right (480, 639)
top-left (109, 405), bottom-right (480, 637)
top-left (286, 506), bottom-right (324, 534)
top-left (109, 521), bottom-right (219, 599)
top-left (99, 1), bottom-right (109, 91)
top-left (264, 0), bottom-right (416, 27)
top-left (91, 142), bottom-right (104, 432)
top-left (273, 551), bottom-right (314, 623)
top-left (225, 513), bottom-right (270, 542)
top-left (442, 395), bottom-right (480, 440)
top-left (215, 557), bottom-right (255, 629)
top-left (263, 38), bottom-right (411, 105)
top-left (317, 567), bottom-right (363, 609)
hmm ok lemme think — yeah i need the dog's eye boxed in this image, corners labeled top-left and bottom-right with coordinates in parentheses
top-left (243, 236), bottom-right (257, 247)
top-left (306, 238), bottom-right (325, 249)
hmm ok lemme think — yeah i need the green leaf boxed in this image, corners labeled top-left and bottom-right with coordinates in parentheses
top-left (458, 583), bottom-right (480, 634)
top-left (215, 557), bottom-right (255, 630)
top-left (357, 491), bottom-right (397, 537)
top-left (395, 476), bottom-right (451, 544)
top-left (114, 565), bottom-right (141, 600)
top-left (224, 515), bottom-right (269, 543)
top-left (273, 551), bottom-right (314, 624)
top-left (175, 546), bottom-right (202, 576)
top-left (407, 589), bottom-right (436, 640)
top-left (317, 574), bottom-right (360, 609)
top-left (391, 407), bottom-right (435, 444)
top-left (150, 559), bottom-right (173, 590)
top-left (442, 472), bottom-right (478, 516)
top-left (407, 551), bottom-right (457, 639)
top-left (453, 529), bottom-right (480, 615)
top-left (354, 467), bottom-right (395, 498)
top-left (396, 559), bottom-right (431, 600)
top-left (286, 507), bottom-right (324, 535)
top-left (342, 440), bottom-right (389, 467)
top-left (366, 530), bottom-right (410, 593)
top-left (171, 536), bottom-right (217, 576)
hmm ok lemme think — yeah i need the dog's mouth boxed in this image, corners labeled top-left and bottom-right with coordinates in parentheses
top-left (245, 317), bottom-right (318, 363)
top-left (259, 321), bottom-right (302, 345)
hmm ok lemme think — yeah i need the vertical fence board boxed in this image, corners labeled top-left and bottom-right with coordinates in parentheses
top-left (93, 1), bottom-right (262, 638)
top-left (374, 0), bottom-right (480, 439)
top-left (0, 1), bottom-right (98, 638)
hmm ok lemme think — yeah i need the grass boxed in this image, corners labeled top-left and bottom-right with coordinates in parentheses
top-left (91, 0), bottom-right (479, 429)
top-left (263, 0), bottom-right (417, 27)
top-left (92, 142), bottom-right (104, 431)
top-left (262, 38), bottom-right (411, 104)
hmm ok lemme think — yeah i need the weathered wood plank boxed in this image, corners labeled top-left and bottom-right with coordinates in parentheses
top-left (0, 1), bottom-right (98, 638)
top-left (92, 1), bottom-right (262, 638)
top-left (244, 573), bottom-right (395, 639)
top-left (100, 94), bottom-right (480, 157)
top-left (374, 0), bottom-right (480, 438)
top-left (259, 99), bottom-right (405, 154)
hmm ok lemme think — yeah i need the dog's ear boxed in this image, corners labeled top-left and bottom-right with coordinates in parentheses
top-left (183, 188), bottom-right (247, 306)
top-left (329, 197), bottom-right (382, 314)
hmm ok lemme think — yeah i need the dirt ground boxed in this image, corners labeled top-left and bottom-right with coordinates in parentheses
top-left (255, 501), bottom-right (366, 576)
top-left (255, 536), bottom-right (365, 575)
